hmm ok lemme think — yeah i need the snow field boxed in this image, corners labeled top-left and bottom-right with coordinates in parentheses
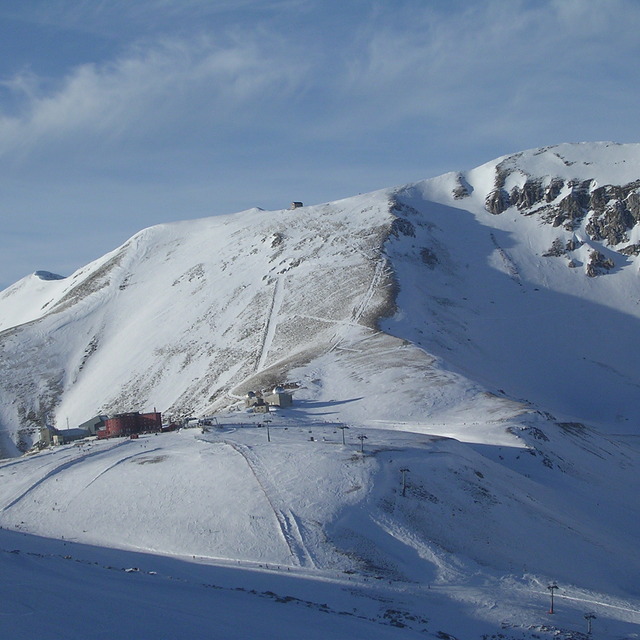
top-left (1, 421), bottom-right (639, 639)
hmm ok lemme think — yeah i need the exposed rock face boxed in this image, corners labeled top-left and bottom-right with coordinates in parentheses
top-left (510, 179), bottom-right (544, 210)
top-left (585, 182), bottom-right (640, 245)
top-left (484, 164), bottom-right (640, 275)
top-left (420, 247), bottom-right (439, 267)
top-left (619, 243), bottom-right (640, 256)
top-left (545, 178), bottom-right (564, 203)
top-left (452, 173), bottom-right (472, 199)
top-left (542, 238), bottom-right (565, 257)
top-left (565, 238), bottom-right (583, 252)
top-left (586, 250), bottom-right (615, 277)
top-left (390, 217), bottom-right (416, 238)
top-left (550, 180), bottom-right (592, 229)
top-left (485, 188), bottom-right (510, 215)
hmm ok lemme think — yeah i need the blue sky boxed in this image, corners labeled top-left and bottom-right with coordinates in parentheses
top-left (1, 0), bottom-right (640, 288)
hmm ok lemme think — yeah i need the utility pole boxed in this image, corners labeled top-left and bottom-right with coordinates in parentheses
top-left (547, 582), bottom-right (558, 614)
top-left (264, 418), bottom-right (272, 442)
top-left (338, 425), bottom-right (349, 445)
top-left (400, 468), bottom-right (410, 497)
top-left (584, 612), bottom-right (596, 634)
top-left (357, 434), bottom-right (367, 454)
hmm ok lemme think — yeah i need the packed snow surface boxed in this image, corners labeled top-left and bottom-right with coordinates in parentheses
top-left (1, 421), bottom-right (639, 639)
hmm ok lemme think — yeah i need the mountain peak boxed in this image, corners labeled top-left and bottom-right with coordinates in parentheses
top-left (2, 142), bottom-right (640, 455)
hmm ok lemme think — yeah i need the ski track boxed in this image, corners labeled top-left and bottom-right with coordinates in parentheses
top-left (256, 275), bottom-right (285, 372)
top-left (537, 591), bottom-right (640, 618)
top-left (490, 232), bottom-right (522, 285)
top-left (330, 257), bottom-right (385, 352)
top-left (0, 440), bottom-right (133, 512)
top-left (351, 258), bottom-right (385, 325)
top-left (214, 438), bottom-right (315, 569)
top-left (80, 447), bottom-right (164, 493)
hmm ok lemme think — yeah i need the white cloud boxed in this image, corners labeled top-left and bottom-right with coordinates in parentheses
top-left (0, 32), bottom-right (309, 158)
top-left (2, 0), bottom-right (640, 288)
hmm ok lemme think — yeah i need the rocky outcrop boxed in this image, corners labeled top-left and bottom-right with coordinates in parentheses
top-left (619, 244), bottom-right (640, 256)
top-left (390, 217), bottom-right (416, 238)
top-left (565, 237), bottom-right (583, 252)
top-left (510, 179), bottom-right (544, 210)
top-left (542, 239), bottom-right (565, 257)
top-left (452, 173), bottom-right (472, 200)
top-left (485, 188), bottom-right (510, 215)
top-left (584, 182), bottom-right (640, 245)
top-left (420, 247), bottom-right (439, 267)
top-left (550, 180), bottom-right (592, 229)
top-left (586, 250), bottom-right (615, 277)
top-left (586, 201), bottom-right (635, 245)
top-left (483, 164), bottom-right (640, 274)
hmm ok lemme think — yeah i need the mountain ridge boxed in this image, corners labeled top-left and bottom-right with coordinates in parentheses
top-left (2, 142), bottom-right (640, 638)
top-left (1, 142), bottom-right (640, 455)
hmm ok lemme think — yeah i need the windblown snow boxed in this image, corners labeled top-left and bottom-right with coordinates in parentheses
top-left (1, 142), bottom-right (639, 639)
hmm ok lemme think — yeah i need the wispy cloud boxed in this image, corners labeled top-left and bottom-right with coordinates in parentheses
top-left (308, 0), bottom-right (640, 150)
top-left (0, 31), bottom-right (309, 157)
top-left (6, 0), bottom-right (638, 160)
top-left (1, 0), bottom-right (640, 287)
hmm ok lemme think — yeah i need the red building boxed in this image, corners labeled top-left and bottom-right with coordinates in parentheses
top-left (97, 411), bottom-right (162, 439)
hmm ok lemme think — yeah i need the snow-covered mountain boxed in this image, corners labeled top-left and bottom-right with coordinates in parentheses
top-left (1, 142), bottom-right (640, 638)
top-left (1, 142), bottom-right (639, 454)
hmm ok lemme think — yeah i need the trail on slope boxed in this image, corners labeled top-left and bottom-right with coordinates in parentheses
top-left (216, 438), bottom-right (315, 569)
top-left (329, 257), bottom-right (387, 352)
top-left (0, 440), bottom-right (131, 513)
top-left (256, 275), bottom-right (286, 372)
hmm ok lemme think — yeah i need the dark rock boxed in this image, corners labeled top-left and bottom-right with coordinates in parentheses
top-left (586, 250), bottom-right (615, 277)
top-left (586, 200), bottom-right (634, 245)
top-left (452, 185), bottom-right (469, 199)
top-left (545, 178), bottom-right (564, 202)
top-left (551, 180), bottom-right (592, 229)
top-left (565, 237), bottom-right (583, 252)
top-left (420, 248), bottom-right (438, 267)
top-left (619, 243), bottom-right (640, 256)
top-left (510, 179), bottom-right (544, 210)
top-left (589, 185), bottom-right (609, 215)
top-left (485, 189), bottom-right (510, 215)
top-left (627, 191), bottom-right (640, 220)
top-left (452, 174), bottom-right (472, 199)
top-left (542, 239), bottom-right (566, 257)
top-left (390, 218), bottom-right (416, 238)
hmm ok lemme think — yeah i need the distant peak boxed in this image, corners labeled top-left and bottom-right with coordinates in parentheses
top-left (34, 270), bottom-right (65, 281)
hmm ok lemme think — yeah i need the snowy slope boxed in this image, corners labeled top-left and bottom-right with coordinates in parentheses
top-left (0, 270), bottom-right (67, 332)
top-left (3, 143), bottom-right (640, 454)
top-left (2, 142), bottom-right (640, 638)
top-left (1, 421), bottom-right (639, 639)
top-left (0, 196), bottom-right (397, 455)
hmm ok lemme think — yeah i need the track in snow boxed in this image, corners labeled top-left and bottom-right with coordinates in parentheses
top-left (256, 275), bottom-right (286, 372)
top-left (79, 447), bottom-right (164, 493)
top-left (0, 440), bottom-right (132, 513)
top-left (329, 257), bottom-right (386, 352)
top-left (213, 438), bottom-right (315, 569)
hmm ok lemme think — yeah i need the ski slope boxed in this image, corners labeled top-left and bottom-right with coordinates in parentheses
top-left (1, 416), bottom-right (639, 639)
